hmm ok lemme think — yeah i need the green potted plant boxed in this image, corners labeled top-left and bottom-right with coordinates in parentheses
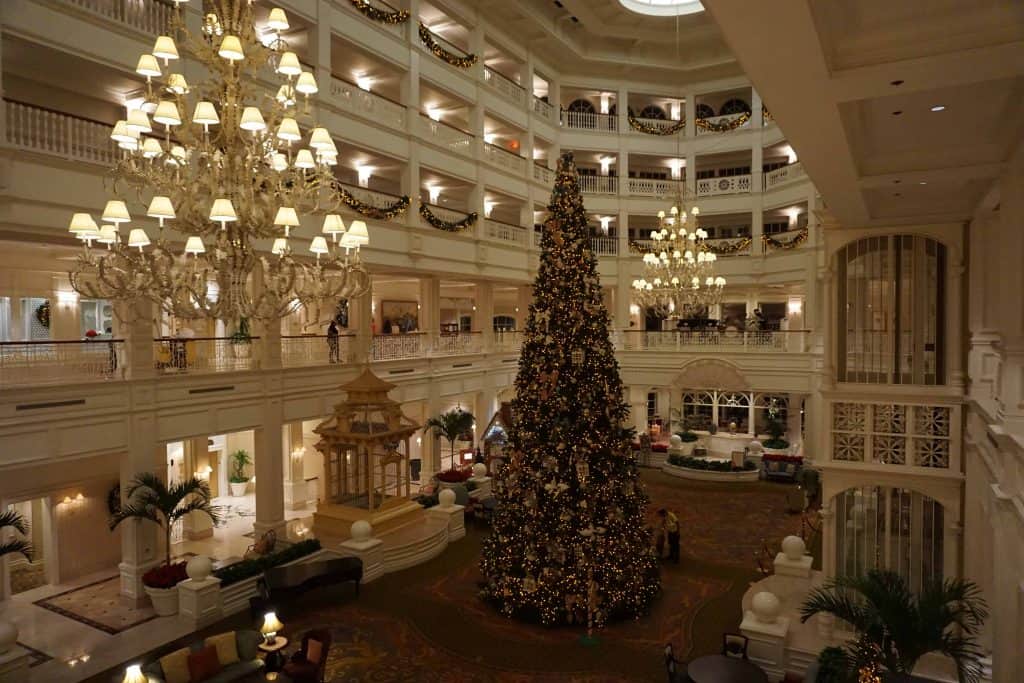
top-left (230, 317), bottom-right (252, 359)
top-left (674, 417), bottom-right (700, 456)
top-left (0, 509), bottom-right (33, 653)
top-left (762, 415), bottom-right (790, 453)
top-left (800, 569), bottom-right (988, 683)
top-left (109, 473), bottom-right (221, 616)
top-left (228, 449), bottom-right (252, 497)
top-left (423, 407), bottom-right (475, 471)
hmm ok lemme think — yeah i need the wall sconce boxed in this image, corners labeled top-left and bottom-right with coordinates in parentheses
top-left (356, 165), bottom-right (373, 188)
top-left (57, 290), bottom-right (79, 306)
top-left (60, 493), bottom-right (85, 506)
top-left (425, 105), bottom-right (442, 122)
top-left (786, 207), bottom-right (801, 226)
top-left (788, 298), bottom-right (803, 315)
top-left (670, 101), bottom-right (682, 121)
top-left (783, 145), bottom-right (798, 163)
top-left (669, 158), bottom-right (685, 180)
top-left (290, 446), bottom-right (306, 460)
top-left (599, 92), bottom-right (610, 114)
top-left (598, 216), bottom-right (611, 234)
top-left (195, 465), bottom-right (213, 480)
top-left (629, 304), bottom-right (641, 316)
top-left (427, 185), bottom-right (441, 203)
top-left (354, 74), bottom-right (373, 92)
top-left (484, 200), bottom-right (495, 218)
top-left (599, 157), bottom-right (613, 175)
top-left (483, 132), bottom-right (495, 144)
top-left (416, 436), bottom-right (422, 446)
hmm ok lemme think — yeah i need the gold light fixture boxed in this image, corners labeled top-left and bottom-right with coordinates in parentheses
top-left (68, 1), bottom-right (371, 323)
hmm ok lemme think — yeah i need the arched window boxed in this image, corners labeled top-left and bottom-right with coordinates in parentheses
top-left (695, 103), bottom-right (715, 119)
top-left (679, 391), bottom-right (714, 431)
top-left (567, 99), bottom-right (596, 114)
top-left (717, 392), bottom-right (750, 431)
top-left (834, 486), bottom-right (944, 592)
top-left (720, 98), bottom-right (751, 115)
top-left (638, 104), bottom-right (666, 120)
top-left (753, 394), bottom-right (788, 436)
top-left (836, 235), bottom-right (946, 385)
top-left (493, 315), bottom-right (516, 331)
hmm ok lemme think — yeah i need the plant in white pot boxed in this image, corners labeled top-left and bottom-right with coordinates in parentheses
top-left (423, 407), bottom-right (475, 470)
top-left (0, 509), bottom-right (33, 654)
top-left (228, 449), bottom-right (252, 497)
top-left (109, 473), bottom-right (221, 616)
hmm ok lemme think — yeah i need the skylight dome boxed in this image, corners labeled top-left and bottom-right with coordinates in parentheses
top-left (618, 0), bottom-right (704, 16)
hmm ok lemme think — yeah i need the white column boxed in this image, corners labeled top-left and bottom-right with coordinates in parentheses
top-left (182, 436), bottom-right (213, 540)
top-left (419, 276), bottom-right (440, 334)
top-left (253, 402), bottom-right (286, 540)
top-left (284, 422), bottom-right (308, 510)
top-left (119, 418), bottom-right (162, 603)
top-left (350, 278), bottom-right (373, 362)
top-left (516, 285), bottom-right (531, 330)
top-left (475, 281), bottom-right (494, 350)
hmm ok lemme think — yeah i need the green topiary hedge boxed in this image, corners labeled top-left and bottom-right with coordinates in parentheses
top-left (667, 454), bottom-right (756, 472)
top-left (674, 431), bottom-right (699, 443)
top-left (213, 538), bottom-right (322, 587)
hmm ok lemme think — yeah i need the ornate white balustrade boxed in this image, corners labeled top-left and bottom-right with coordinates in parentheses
top-left (483, 67), bottom-right (526, 106)
top-left (419, 114), bottom-right (474, 155)
top-left (695, 112), bottom-right (751, 136)
top-left (764, 162), bottom-right (805, 190)
top-left (328, 77), bottom-right (406, 131)
top-left (494, 330), bottom-right (523, 353)
top-left (533, 162), bottom-right (554, 185)
top-left (372, 333), bottom-right (426, 361)
top-left (579, 175), bottom-right (618, 195)
top-left (0, 340), bottom-right (123, 387)
top-left (432, 332), bottom-right (483, 356)
top-left (696, 174), bottom-right (753, 197)
top-left (335, 182), bottom-right (406, 218)
top-left (561, 110), bottom-right (618, 132)
top-left (59, 0), bottom-right (173, 35)
top-left (421, 203), bottom-right (473, 229)
top-left (345, 0), bottom-right (405, 36)
top-left (482, 142), bottom-right (527, 174)
top-left (484, 219), bottom-right (528, 246)
top-left (631, 117), bottom-right (684, 135)
top-left (590, 237), bottom-right (619, 256)
top-left (281, 334), bottom-right (354, 367)
top-left (5, 100), bottom-right (117, 165)
top-left (615, 329), bottom-right (806, 352)
top-left (532, 96), bottom-right (555, 121)
top-left (154, 337), bottom-right (260, 374)
top-left (628, 177), bottom-right (675, 197)
top-left (706, 236), bottom-right (753, 257)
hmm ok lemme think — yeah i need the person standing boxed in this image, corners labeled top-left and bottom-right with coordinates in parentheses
top-left (657, 508), bottom-right (681, 564)
top-left (327, 320), bottom-right (340, 363)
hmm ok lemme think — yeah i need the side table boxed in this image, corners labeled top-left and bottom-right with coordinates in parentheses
top-left (258, 636), bottom-right (289, 680)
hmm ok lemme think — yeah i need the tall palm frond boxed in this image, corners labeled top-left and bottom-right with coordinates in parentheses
top-left (0, 509), bottom-right (29, 536)
top-left (0, 538), bottom-right (33, 562)
top-left (0, 509), bottom-right (33, 562)
top-left (424, 408), bottom-right (476, 468)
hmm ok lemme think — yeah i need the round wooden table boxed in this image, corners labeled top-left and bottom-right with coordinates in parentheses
top-left (687, 654), bottom-right (769, 683)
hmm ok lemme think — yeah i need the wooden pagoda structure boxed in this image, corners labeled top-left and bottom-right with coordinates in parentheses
top-left (312, 368), bottom-right (421, 536)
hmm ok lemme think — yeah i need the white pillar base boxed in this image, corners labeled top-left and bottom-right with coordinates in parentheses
top-left (339, 537), bottom-right (384, 583)
top-left (119, 559), bottom-right (159, 606)
top-left (740, 612), bottom-right (790, 683)
top-left (427, 504), bottom-right (466, 541)
top-left (468, 476), bottom-right (492, 499)
top-left (178, 577), bottom-right (223, 629)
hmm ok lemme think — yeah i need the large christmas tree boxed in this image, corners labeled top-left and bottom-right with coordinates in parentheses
top-left (480, 152), bottom-right (660, 627)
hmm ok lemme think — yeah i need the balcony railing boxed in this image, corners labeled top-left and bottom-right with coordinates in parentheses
top-left (482, 142), bottom-right (527, 174)
top-left (533, 162), bottom-right (554, 185)
top-left (696, 112), bottom-right (751, 136)
top-left (631, 117), bottom-right (684, 135)
top-left (579, 175), bottom-right (618, 195)
top-left (0, 340), bottom-right (124, 387)
top-left (334, 181), bottom-right (407, 218)
top-left (696, 174), bottom-right (752, 197)
top-left (328, 76), bottom-right (406, 131)
top-left (281, 334), bottom-right (354, 367)
top-left (5, 100), bottom-right (116, 165)
top-left (764, 162), bottom-right (805, 190)
top-left (494, 330), bottom-right (523, 353)
top-left (371, 332), bottom-right (483, 361)
top-left (484, 219), bottom-right (528, 246)
top-left (420, 202), bottom-right (474, 229)
top-left (706, 236), bottom-right (753, 257)
top-left (432, 331), bottom-right (483, 356)
top-left (59, 0), bottom-right (173, 35)
top-left (532, 96), bottom-right (555, 121)
top-left (561, 109), bottom-right (618, 132)
top-left (590, 237), bottom-right (619, 256)
top-left (615, 329), bottom-right (807, 352)
top-left (420, 27), bottom-right (473, 65)
top-left (154, 337), bottom-right (260, 374)
top-left (483, 67), bottom-right (526, 106)
top-left (419, 114), bottom-right (473, 155)
top-left (345, 0), bottom-right (405, 36)
top-left (627, 177), bottom-right (675, 197)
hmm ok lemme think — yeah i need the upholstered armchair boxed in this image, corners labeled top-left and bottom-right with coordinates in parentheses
top-left (283, 628), bottom-right (332, 683)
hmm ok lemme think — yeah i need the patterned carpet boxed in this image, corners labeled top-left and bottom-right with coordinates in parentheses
top-left (34, 575), bottom-right (158, 635)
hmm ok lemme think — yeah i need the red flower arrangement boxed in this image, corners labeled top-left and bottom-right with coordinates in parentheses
top-left (436, 467), bottom-right (472, 483)
top-left (84, 329), bottom-right (98, 338)
top-left (142, 561), bottom-right (188, 589)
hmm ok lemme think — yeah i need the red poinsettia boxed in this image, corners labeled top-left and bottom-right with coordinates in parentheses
top-left (142, 561), bottom-right (188, 589)
top-left (437, 467), bottom-right (472, 483)
top-left (84, 329), bottom-right (98, 338)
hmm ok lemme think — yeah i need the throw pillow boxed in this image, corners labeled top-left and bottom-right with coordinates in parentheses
top-left (158, 647), bottom-right (191, 683)
top-left (205, 632), bottom-right (239, 667)
top-left (187, 644), bottom-right (222, 683)
top-left (306, 638), bottom-right (323, 665)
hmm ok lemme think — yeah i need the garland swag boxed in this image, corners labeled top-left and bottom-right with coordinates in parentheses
top-left (335, 184), bottom-right (410, 220)
top-left (350, 0), bottom-right (410, 24)
top-left (627, 113), bottom-right (686, 136)
top-left (762, 229), bottom-right (807, 251)
top-left (419, 23), bottom-right (478, 68)
top-left (419, 203), bottom-right (477, 232)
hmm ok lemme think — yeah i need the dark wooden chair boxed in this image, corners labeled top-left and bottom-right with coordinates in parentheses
top-left (722, 632), bottom-right (749, 659)
top-left (283, 628), bottom-right (332, 683)
top-left (663, 643), bottom-right (693, 683)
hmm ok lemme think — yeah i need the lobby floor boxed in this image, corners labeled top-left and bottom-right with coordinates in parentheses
top-left (82, 471), bottom-right (810, 683)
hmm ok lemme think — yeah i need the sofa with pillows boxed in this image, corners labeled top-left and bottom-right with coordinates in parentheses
top-left (141, 629), bottom-right (264, 683)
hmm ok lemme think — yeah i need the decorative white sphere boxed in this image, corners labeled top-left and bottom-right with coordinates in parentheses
top-left (350, 520), bottom-right (373, 541)
top-left (751, 591), bottom-right (782, 624)
top-left (186, 555), bottom-right (212, 581)
top-left (472, 463), bottom-right (487, 479)
top-left (781, 535), bottom-right (806, 561)
top-left (438, 487), bottom-right (457, 508)
top-left (669, 435), bottom-right (683, 449)
top-left (0, 619), bottom-right (18, 654)
top-left (748, 440), bottom-right (764, 454)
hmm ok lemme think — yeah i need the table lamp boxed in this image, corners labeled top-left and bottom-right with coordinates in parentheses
top-left (123, 664), bottom-right (147, 683)
top-left (261, 611), bottom-right (283, 644)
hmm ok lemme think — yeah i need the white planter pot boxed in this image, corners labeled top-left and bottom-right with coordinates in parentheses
top-left (680, 441), bottom-right (696, 456)
top-left (144, 585), bottom-right (179, 617)
top-left (230, 482), bottom-right (248, 497)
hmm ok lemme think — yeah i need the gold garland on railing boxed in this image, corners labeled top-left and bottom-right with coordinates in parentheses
top-left (627, 241), bottom-right (647, 255)
top-left (706, 236), bottom-right (752, 255)
top-left (695, 111), bottom-right (751, 133)
top-left (333, 183), bottom-right (410, 220)
top-left (419, 203), bottom-right (478, 232)
top-left (419, 23), bottom-right (478, 68)
top-left (349, 0), bottom-right (410, 24)
top-left (762, 105), bottom-right (772, 123)
top-left (762, 229), bottom-right (808, 251)
top-left (627, 112), bottom-right (686, 136)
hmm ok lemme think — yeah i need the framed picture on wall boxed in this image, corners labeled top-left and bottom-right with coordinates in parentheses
top-left (381, 300), bottom-right (419, 333)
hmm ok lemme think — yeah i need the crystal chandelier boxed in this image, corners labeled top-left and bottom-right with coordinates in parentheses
top-left (67, 0), bottom-right (370, 323)
top-left (631, 196), bottom-right (726, 319)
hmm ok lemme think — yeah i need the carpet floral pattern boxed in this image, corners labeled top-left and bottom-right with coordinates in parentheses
top-left (34, 575), bottom-right (158, 635)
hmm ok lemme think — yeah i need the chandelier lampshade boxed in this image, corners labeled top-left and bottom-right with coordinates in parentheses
top-left (346, 220), bottom-right (370, 247)
top-left (67, 1), bottom-right (371, 324)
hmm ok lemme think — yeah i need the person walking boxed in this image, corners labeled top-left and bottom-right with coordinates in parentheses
top-left (657, 508), bottom-right (681, 564)
top-left (327, 320), bottom-right (340, 363)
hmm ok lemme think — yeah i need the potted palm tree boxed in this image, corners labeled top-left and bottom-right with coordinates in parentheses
top-left (230, 317), bottom-right (252, 359)
top-left (423, 407), bottom-right (475, 473)
top-left (109, 474), bottom-right (221, 616)
top-left (800, 569), bottom-right (988, 683)
top-left (0, 509), bottom-right (33, 654)
top-left (228, 449), bottom-right (252, 497)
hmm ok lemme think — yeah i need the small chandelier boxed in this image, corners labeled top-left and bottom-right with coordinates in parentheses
top-left (67, 0), bottom-right (370, 323)
top-left (631, 197), bottom-right (725, 319)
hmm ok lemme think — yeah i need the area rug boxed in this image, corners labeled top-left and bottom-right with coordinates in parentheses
top-left (16, 641), bottom-right (52, 667)
top-left (33, 575), bottom-right (157, 635)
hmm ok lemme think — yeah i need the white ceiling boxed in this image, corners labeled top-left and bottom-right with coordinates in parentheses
top-left (703, 0), bottom-right (1024, 228)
